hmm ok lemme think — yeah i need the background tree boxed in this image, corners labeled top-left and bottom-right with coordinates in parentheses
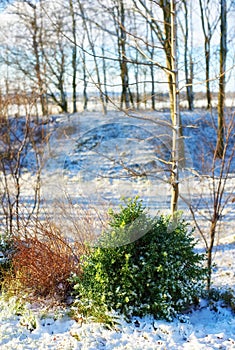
top-left (141, 0), bottom-right (157, 110)
top-left (0, 113), bottom-right (44, 235)
top-left (81, 32), bottom-right (88, 111)
top-left (111, 0), bottom-right (133, 109)
top-left (179, 0), bottom-right (194, 110)
top-left (187, 113), bottom-right (235, 289)
top-left (132, 0), bottom-right (180, 124)
top-left (77, 0), bottom-right (107, 114)
top-left (1, 1), bottom-right (49, 117)
top-left (198, 0), bottom-right (220, 109)
top-left (41, 8), bottom-right (69, 113)
top-left (69, 0), bottom-right (78, 113)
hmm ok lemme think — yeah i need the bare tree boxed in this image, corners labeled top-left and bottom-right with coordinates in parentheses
top-left (81, 32), bottom-right (88, 111)
top-left (40, 8), bottom-right (69, 113)
top-left (186, 113), bottom-right (235, 290)
top-left (69, 0), bottom-right (78, 113)
top-left (107, 0), bottom-right (133, 109)
top-left (142, 0), bottom-right (156, 110)
top-left (101, 32), bottom-right (109, 106)
top-left (130, 8), bottom-right (141, 108)
top-left (0, 111), bottom-right (44, 236)
top-left (198, 0), bottom-right (220, 109)
top-left (118, 0), bottom-right (133, 109)
top-left (1, 1), bottom-right (49, 117)
top-left (29, 0), bottom-right (48, 117)
top-left (77, 0), bottom-right (107, 114)
top-left (130, 0), bottom-right (181, 214)
top-left (179, 0), bottom-right (194, 110)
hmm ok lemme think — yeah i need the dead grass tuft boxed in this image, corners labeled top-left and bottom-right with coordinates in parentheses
top-left (11, 219), bottom-right (84, 300)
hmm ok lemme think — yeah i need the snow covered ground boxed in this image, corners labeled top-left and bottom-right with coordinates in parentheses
top-left (0, 282), bottom-right (235, 349)
top-left (0, 109), bottom-right (235, 349)
top-left (40, 110), bottom-right (235, 240)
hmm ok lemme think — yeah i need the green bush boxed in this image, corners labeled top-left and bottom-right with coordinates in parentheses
top-left (0, 233), bottom-right (13, 283)
top-left (70, 198), bottom-right (207, 320)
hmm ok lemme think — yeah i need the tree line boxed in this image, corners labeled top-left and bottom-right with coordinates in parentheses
top-left (0, 0), bottom-right (234, 117)
top-left (0, 0), bottom-right (234, 216)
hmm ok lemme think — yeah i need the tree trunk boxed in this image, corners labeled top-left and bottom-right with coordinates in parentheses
top-left (115, 0), bottom-right (132, 110)
top-left (102, 44), bottom-right (109, 105)
top-left (188, 55), bottom-right (194, 110)
top-left (134, 62), bottom-right (140, 109)
top-left (182, 0), bottom-right (194, 110)
top-left (77, 0), bottom-right (106, 114)
top-left (188, 0), bottom-right (194, 110)
top-left (32, 5), bottom-right (48, 117)
top-left (207, 219), bottom-right (217, 290)
top-left (82, 51), bottom-right (88, 111)
top-left (205, 43), bottom-right (212, 109)
top-left (150, 28), bottom-right (155, 110)
top-left (161, 0), bottom-right (180, 128)
top-left (120, 22), bottom-right (130, 107)
top-left (81, 33), bottom-right (88, 111)
top-left (149, 7), bottom-right (155, 110)
top-left (133, 12), bottom-right (140, 109)
top-left (158, 0), bottom-right (181, 214)
top-left (217, 0), bottom-right (227, 158)
top-left (69, 0), bottom-right (77, 113)
top-left (170, 0), bottom-right (180, 216)
top-left (58, 48), bottom-right (68, 113)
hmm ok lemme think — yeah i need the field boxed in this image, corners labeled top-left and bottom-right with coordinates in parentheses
top-left (0, 109), bottom-right (235, 349)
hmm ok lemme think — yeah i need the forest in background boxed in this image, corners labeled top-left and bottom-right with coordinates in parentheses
top-left (0, 0), bottom-right (234, 116)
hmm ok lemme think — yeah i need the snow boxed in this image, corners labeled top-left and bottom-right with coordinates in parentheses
top-left (0, 293), bottom-right (235, 349)
top-left (0, 109), bottom-right (235, 349)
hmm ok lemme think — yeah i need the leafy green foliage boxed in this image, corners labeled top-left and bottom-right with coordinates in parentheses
top-left (221, 289), bottom-right (235, 312)
top-left (208, 287), bottom-right (235, 312)
top-left (0, 233), bottom-right (14, 282)
top-left (69, 296), bottom-right (119, 329)
top-left (70, 198), bottom-right (207, 320)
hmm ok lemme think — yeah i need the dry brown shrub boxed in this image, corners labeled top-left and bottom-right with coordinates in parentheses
top-left (11, 219), bottom-right (84, 300)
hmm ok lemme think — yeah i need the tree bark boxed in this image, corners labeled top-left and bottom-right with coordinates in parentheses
top-left (182, 0), bottom-right (194, 110)
top-left (170, 0), bottom-right (180, 215)
top-left (149, 18), bottom-right (156, 110)
top-left (32, 3), bottom-right (48, 117)
top-left (102, 43), bottom-right (109, 105)
top-left (69, 0), bottom-right (77, 113)
top-left (217, 0), bottom-right (227, 158)
top-left (118, 0), bottom-right (131, 109)
top-left (82, 41), bottom-right (88, 111)
top-left (205, 42), bottom-right (212, 109)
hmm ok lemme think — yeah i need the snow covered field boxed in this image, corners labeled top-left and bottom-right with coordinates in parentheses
top-left (0, 109), bottom-right (234, 349)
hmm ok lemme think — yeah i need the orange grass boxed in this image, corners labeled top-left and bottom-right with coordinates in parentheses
top-left (12, 219), bottom-right (83, 299)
